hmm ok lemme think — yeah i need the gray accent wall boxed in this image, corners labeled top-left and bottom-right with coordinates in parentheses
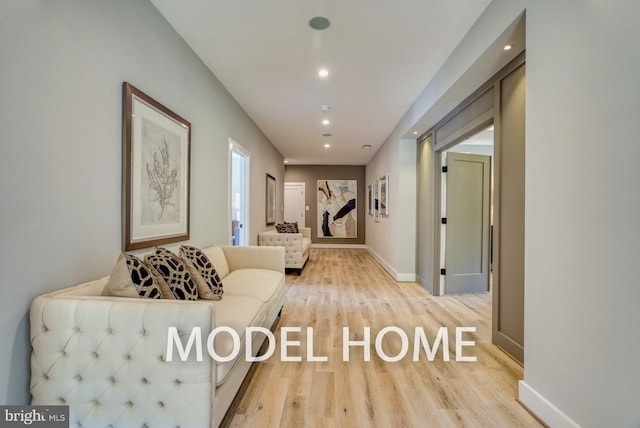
top-left (0, 0), bottom-right (282, 404)
top-left (284, 165), bottom-right (365, 245)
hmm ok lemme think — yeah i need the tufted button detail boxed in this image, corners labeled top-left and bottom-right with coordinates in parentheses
top-left (142, 377), bottom-right (149, 384)
top-left (107, 328), bottom-right (114, 335)
top-left (42, 373), bottom-right (49, 380)
top-left (43, 325), bottom-right (49, 332)
top-left (142, 424), bottom-right (149, 428)
top-left (59, 397), bottom-right (66, 404)
top-left (141, 329), bottom-right (148, 336)
top-left (74, 327), bottom-right (81, 333)
top-left (174, 379), bottom-right (182, 385)
top-left (75, 375), bottom-right (83, 382)
top-left (125, 354), bottom-right (132, 361)
top-left (109, 376), bottom-right (116, 385)
top-left (159, 355), bottom-right (165, 362)
top-left (94, 399), bottom-right (100, 406)
top-left (158, 401), bottom-right (164, 408)
top-left (92, 352), bottom-right (99, 359)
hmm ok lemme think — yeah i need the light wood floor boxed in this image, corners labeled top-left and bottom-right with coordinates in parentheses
top-left (228, 249), bottom-right (541, 427)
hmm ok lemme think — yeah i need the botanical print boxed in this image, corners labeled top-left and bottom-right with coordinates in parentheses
top-left (318, 180), bottom-right (357, 238)
top-left (141, 118), bottom-right (182, 225)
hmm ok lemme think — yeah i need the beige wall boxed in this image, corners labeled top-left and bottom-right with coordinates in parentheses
top-left (284, 165), bottom-right (366, 245)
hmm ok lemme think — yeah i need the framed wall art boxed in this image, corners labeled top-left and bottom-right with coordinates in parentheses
top-left (379, 174), bottom-right (389, 216)
top-left (122, 82), bottom-right (191, 251)
top-left (318, 179), bottom-right (357, 238)
top-left (266, 173), bottom-right (276, 225)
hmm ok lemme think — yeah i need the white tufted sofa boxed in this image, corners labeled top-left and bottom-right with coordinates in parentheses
top-left (258, 227), bottom-right (311, 274)
top-left (30, 245), bottom-right (285, 428)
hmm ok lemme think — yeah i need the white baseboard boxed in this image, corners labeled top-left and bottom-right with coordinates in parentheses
top-left (518, 381), bottom-right (580, 428)
top-left (311, 244), bottom-right (367, 249)
top-left (416, 274), bottom-right (433, 294)
top-left (365, 246), bottom-right (416, 282)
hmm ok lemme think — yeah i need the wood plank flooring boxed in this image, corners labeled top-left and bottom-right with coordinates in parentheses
top-left (228, 249), bottom-right (541, 427)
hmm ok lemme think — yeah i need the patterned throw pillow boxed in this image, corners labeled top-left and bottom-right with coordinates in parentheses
top-left (275, 223), bottom-right (298, 233)
top-left (179, 246), bottom-right (224, 300)
top-left (285, 221), bottom-right (299, 233)
top-left (102, 253), bottom-right (173, 299)
top-left (144, 251), bottom-right (198, 301)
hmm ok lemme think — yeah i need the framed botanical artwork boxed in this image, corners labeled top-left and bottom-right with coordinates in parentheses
top-left (379, 174), bottom-right (389, 216)
top-left (122, 82), bottom-right (191, 251)
top-left (266, 173), bottom-right (276, 225)
top-left (318, 179), bottom-right (357, 238)
top-left (367, 185), bottom-right (373, 215)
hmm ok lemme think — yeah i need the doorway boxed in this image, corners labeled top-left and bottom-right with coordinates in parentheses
top-left (440, 126), bottom-right (494, 294)
top-left (229, 138), bottom-right (250, 246)
top-left (284, 182), bottom-right (306, 225)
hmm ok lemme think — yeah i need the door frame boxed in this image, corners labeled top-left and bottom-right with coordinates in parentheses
top-left (228, 137), bottom-right (250, 245)
top-left (433, 122), bottom-right (494, 296)
top-left (284, 182), bottom-right (306, 226)
top-left (420, 52), bottom-right (525, 363)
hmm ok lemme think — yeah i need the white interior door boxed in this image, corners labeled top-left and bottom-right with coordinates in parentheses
top-left (284, 182), bottom-right (305, 225)
top-left (442, 152), bottom-right (491, 294)
top-left (230, 138), bottom-right (250, 246)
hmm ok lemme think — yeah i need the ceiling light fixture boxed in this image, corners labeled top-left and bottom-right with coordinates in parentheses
top-left (324, 143), bottom-right (331, 148)
top-left (318, 69), bottom-right (329, 77)
top-left (413, 131), bottom-right (418, 135)
top-left (322, 119), bottom-right (330, 125)
top-left (321, 105), bottom-right (330, 113)
top-left (309, 16), bottom-right (331, 31)
top-left (362, 145), bottom-right (372, 150)
top-left (323, 133), bottom-right (332, 137)
top-left (284, 160), bottom-right (289, 164)
top-left (504, 44), bottom-right (512, 51)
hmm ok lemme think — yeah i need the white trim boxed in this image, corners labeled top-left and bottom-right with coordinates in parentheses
top-left (366, 246), bottom-right (416, 282)
top-left (518, 381), bottom-right (580, 428)
top-left (311, 244), bottom-right (367, 249)
top-left (229, 138), bottom-right (251, 246)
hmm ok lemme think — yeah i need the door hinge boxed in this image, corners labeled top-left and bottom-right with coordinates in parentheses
top-left (440, 268), bottom-right (447, 275)
top-left (441, 217), bottom-right (447, 224)
top-left (442, 166), bottom-right (448, 173)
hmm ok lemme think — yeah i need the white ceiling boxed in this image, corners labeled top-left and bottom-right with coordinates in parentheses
top-left (150, 0), bottom-right (492, 165)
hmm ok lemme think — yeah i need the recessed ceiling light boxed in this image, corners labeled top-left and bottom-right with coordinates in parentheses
top-left (322, 119), bottom-right (330, 125)
top-left (318, 69), bottom-right (329, 77)
top-left (321, 105), bottom-right (330, 112)
top-left (362, 145), bottom-right (372, 150)
top-left (284, 160), bottom-right (289, 164)
top-left (413, 131), bottom-right (418, 135)
top-left (504, 44), bottom-right (512, 51)
top-left (323, 133), bottom-right (332, 137)
top-left (309, 16), bottom-right (331, 31)
top-left (324, 143), bottom-right (331, 148)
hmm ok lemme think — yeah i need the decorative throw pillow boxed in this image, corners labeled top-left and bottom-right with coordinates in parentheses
top-left (275, 223), bottom-right (298, 233)
top-left (285, 221), bottom-right (299, 233)
top-left (144, 252), bottom-right (198, 301)
top-left (179, 246), bottom-right (224, 301)
top-left (102, 253), bottom-right (173, 299)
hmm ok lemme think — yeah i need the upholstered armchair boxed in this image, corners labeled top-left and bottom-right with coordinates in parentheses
top-left (258, 227), bottom-right (311, 274)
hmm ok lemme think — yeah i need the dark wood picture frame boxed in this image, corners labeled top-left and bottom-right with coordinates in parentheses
top-left (122, 82), bottom-right (191, 251)
top-left (266, 173), bottom-right (276, 226)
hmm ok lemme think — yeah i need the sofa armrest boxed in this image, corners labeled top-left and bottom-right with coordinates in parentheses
top-left (221, 245), bottom-right (285, 273)
top-left (30, 294), bottom-right (215, 428)
top-left (300, 227), bottom-right (311, 239)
